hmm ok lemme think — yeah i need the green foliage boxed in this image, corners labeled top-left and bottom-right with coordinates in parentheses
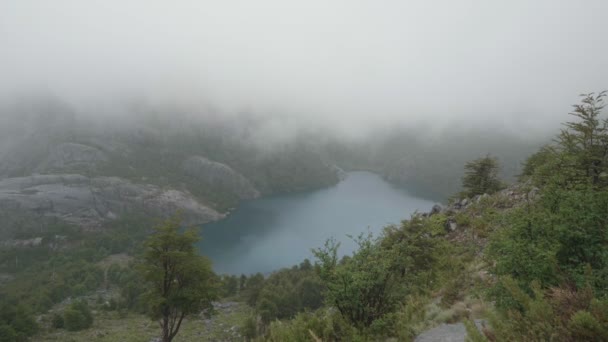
top-left (486, 278), bottom-right (608, 341)
top-left (488, 94), bottom-right (608, 297)
top-left (487, 205), bottom-right (560, 295)
top-left (463, 319), bottom-right (487, 342)
top-left (242, 273), bottom-right (265, 307)
top-left (313, 216), bottom-right (442, 328)
top-left (240, 315), bottom-right (258, 340)
top-left (489, 181), bottom-right (608, 296)
top-left (427, 213), bottom-right (448, 237)
top-left (314, 236), bottom-right (396, 328)
top-left (519, 145), bottom-right (555, 181)
top-left (139, 215), bottom-right (217, 342)
top-left (569, 310), bottom-right (608, 341)
top-left (391, 296), bottom-right (430, 341)
top-left (219, 275), bottom-right (239, 297)
top-left (265, 308), bottom-right (360, 342)
top-left (63, 300), bottom-right (93, 331)
top-left (558, 91), bottom-right (608, 187)
top-left (461, 155), bottom-right (503, 197)
top-left (524, 92), bottom-right (608, 190)
top-left (0, 324), bottom-right (17, 342)
top-left (243, 260), bottom-right (324, 324)
top-left (0, 213), bottom-right (153, 336)
top-left (0, 303), bottom-right (37, 341)
top-left (51, 313), bottom-right (64, 329)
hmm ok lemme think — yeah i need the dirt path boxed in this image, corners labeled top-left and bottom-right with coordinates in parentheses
top-left (414, 319), bottom-right (485, 342)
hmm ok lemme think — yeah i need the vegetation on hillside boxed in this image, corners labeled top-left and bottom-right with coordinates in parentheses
top-left (243, 92), bottom-right (608, 341)
top-left (0, 92), bottom-right (606, 341)
top-left (461, 155), bottom-right (504, 197)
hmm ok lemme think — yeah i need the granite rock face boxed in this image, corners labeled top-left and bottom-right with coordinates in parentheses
top-left (0, 174), bottom-right (224, 232)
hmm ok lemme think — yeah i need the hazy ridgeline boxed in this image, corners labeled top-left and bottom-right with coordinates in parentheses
top-left (0, 94), bottom-right (548, 202)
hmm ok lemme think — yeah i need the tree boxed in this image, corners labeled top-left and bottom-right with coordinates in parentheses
top-left (461, 155), bottom-right (503, 197)
top-left (140, 216), bottom-right (217, 342)
top-left (557, 91), bottom-right (608, 187)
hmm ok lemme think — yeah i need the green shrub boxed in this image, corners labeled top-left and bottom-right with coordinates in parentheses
top-left (63, 301), bottom-right (93, 331)
top-left (51, 313), bottom-right (64, 329)
top-left (569, 310), bottom-right (608, 341)
top-left (240, 315), bottom-right (258, 340)
top-left (63, 309), bottom-right (87, 331)
top-left (0, 324), bottom-right (17, 342)
top-left (487, 278), bottom-right (608, 341)
top-left (266, 309), bottom-right (359, 342)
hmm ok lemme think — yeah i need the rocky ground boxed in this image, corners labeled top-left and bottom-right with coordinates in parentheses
top-left (415, 320), bottom-right (486, 342)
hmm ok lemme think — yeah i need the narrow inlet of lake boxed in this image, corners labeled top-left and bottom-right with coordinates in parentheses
top-left (197, 171), bottom-right (437, 275)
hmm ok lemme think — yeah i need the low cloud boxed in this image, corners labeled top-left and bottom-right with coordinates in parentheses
top-left (0, 0), bottom-right (606, 136)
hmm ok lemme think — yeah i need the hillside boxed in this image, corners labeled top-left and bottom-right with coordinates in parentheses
top-left (2, 95), bottom-right (604, 342)
top-left (0, 99), bottom-right (345, 240)
top-left (26, 182), bottom-right (533, 342)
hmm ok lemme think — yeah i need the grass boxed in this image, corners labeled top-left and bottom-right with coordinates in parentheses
top-left (34, 301), bottom-right (253, 342)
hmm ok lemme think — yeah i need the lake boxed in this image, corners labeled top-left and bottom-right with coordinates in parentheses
top-left (197, 171), bottom-right (437, 275)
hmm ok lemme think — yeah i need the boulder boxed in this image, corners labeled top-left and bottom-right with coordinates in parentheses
top-left (430, 204), bottom-right (443, 216)
top-left (445, 219), bottom-right (458, 232)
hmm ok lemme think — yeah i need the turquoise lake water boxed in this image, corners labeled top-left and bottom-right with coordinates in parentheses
top-left (197, 171), bottom-right (437, 274)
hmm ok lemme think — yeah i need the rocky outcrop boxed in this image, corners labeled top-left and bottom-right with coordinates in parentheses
top-left (418, 182), bottom-right (540, 237)
top-left (36, 143), bottom-right (108, 173)
top-left (182, 156), bottom-right (260, 199)
top-left (0, 174), bottom-right (224, 234)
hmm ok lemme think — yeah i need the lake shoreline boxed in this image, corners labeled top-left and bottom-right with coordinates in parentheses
top-left (198, 171), bottom-right (437, 275)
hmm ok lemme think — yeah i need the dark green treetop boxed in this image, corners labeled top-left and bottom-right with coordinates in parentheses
top-left (461, 155), bottom-right (503, 197)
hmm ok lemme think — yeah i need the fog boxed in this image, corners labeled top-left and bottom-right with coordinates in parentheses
top-left (1, 0), bottom-right (607, 136)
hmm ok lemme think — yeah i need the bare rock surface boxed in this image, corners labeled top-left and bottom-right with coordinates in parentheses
top-left (0, 174), bottom-right (223, 231)
top-left (415, 320), bottom-right (485, 342)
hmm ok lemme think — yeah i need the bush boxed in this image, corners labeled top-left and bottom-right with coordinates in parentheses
top-left (266, 309), bottom-right (359, 342)
top-left (51, 313), bottom-right (64, 329)
top-left (313, 217), bottom-right (441, 328)
top-left (63, 301), bottom-right (93, 331)
top-left (486, 278), bottom-right (608, 341)
top-left (0, 324), bottom-right (17, 342)
top-left (240, 315), bottom-right (257, 340)
top-left (246, 261), bottom-right (324, 324)
top-left (569, 310), bottom-right (608, 341)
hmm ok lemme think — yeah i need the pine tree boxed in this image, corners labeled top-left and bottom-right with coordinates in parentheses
top-left (461, 155), bottom-right (503, 197)
top-left (558, 91), bottom-right (608, 187)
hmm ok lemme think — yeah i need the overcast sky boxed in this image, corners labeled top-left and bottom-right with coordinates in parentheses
top-left (1, 0), bottom-right (607, 134)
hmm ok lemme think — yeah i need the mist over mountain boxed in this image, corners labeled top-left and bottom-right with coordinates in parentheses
top-left (2, 0), bottom-right (607, 135)
top-left (1, 1), bottom-right (608, 341)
